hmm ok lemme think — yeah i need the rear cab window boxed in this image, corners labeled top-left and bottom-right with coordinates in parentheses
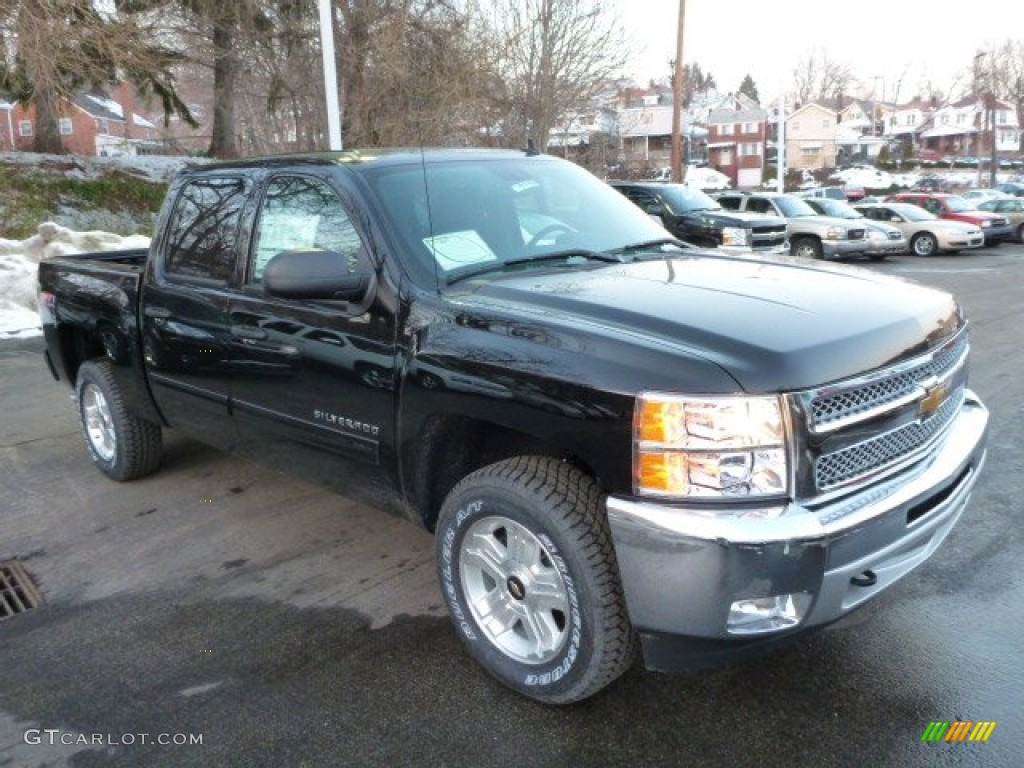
top-left (164, 177), bottom-right (248, 282)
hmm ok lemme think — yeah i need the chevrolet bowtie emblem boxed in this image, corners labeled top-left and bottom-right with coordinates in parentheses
top-left (919, 381), bottom-right (948, 420)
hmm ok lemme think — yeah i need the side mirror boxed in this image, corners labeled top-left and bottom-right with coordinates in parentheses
top-left (263, 249), bottom-right (374, 302)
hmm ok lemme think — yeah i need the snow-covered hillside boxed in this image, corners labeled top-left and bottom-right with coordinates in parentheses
top-left (0, 223), bottom-right (150, 339)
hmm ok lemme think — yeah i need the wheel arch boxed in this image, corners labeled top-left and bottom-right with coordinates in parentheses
top-left (402, 412), bottom-right (605, 531)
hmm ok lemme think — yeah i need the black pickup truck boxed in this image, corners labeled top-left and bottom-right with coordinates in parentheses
top-left (610, 180), bottom-right (789, 254)
top-left (38, 149), bottom-right (988, 704)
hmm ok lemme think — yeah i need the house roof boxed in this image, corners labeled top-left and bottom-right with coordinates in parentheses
top-left (72, 92), bottom-right (157, 129)
top-left (708, 107), bottom-right (767, 123)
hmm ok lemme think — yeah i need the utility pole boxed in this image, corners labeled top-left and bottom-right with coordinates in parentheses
top-left (989, 50), bottom-right (998, 187)
top-left (670, 0), bottom-right (686, 183)
top-left (777, 95), bottom-right (786, 193)
top-left (319, 0), bottom-right (343, 150)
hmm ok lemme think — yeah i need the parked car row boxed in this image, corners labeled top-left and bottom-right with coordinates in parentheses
top-left (609, 180), bottom-right (1014, 261)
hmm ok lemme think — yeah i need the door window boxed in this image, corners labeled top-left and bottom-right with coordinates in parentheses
top-left (250, 176), bottom-right (367, 284)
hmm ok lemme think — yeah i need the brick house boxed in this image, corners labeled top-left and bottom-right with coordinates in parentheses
top-left (706, 107), bottom-right (768, 188)
top-left (0, 82), bottom-right (158, 156)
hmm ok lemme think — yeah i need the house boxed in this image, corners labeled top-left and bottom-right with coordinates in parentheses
top-left (706, 107), bottom-right (768, 188)
top-left (918, 95), bottom-right (1019, 157)
top-left (0, 82), bottom-right (159, 157)
top-left (785, 102), bottom-right (839, 170)
top-left (616, 104), bottom-right (708, 170)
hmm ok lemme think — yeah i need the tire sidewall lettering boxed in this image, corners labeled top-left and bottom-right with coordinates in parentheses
top-left (439, 494), bottom-right (586, 693)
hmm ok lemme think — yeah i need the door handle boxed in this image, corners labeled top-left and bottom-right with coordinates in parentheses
top-left (144, 306), bottom-right (171, 319)
top-left (230, 325), bottom-right (269, 341)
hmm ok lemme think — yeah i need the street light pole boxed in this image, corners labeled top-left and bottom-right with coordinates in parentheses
top-left (319, 0), bottom-right (343, 151)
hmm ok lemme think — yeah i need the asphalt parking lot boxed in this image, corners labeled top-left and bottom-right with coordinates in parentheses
top-left (2, 244), bottom-right (1023, 767)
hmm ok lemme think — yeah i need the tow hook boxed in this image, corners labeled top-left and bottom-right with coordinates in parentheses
top-left (850, 569), bottom-right (878, 588)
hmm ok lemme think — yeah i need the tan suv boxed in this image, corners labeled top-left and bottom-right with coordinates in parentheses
top-left (716, 191), bottom-right (869, 260)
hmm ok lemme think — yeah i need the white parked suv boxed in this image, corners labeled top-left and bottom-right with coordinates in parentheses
top-left (715, 191), bottom-right (869, 260)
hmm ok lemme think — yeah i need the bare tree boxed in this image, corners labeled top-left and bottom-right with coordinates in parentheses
top-left (0, 0), bottom-right (195, 154)
top-left (792, 48), bottom-right (854, 104)
top-left (483, 0), bottom-right (627, 149)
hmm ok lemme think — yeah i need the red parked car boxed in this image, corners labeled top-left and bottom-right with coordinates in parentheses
top-left (884, 192), bottom-right (1013, 245)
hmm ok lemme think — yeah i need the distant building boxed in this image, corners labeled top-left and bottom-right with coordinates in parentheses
top-left (0, 83), bottom-right (160, 157)
top-left (707, 107), bottom-right (768, 188)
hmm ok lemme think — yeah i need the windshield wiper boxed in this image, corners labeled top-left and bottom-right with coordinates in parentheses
top-left (505, 249), bottom-right (624, 267)
top-left (610, 238), bottom-right (688, 257)
top-left (445, 249), bottom-right (623, 285)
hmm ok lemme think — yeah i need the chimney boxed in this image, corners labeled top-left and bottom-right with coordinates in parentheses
top-left (114, 82), bottom-right (135, 139)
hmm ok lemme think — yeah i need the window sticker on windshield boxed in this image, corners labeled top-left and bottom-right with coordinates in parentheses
top-left (423, 230), bottom-right (497, 271)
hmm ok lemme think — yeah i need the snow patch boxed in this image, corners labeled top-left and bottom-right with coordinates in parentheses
top-left (0, 223), bottom-right (151, 340)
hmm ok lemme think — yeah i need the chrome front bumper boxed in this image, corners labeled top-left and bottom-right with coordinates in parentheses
top-left (606, 391), bottom-right (988, 669)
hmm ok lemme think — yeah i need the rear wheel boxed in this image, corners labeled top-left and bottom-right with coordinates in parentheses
top-left (1017, 224), bottom-right (1024, 243)
top-left (910, 232), bottom-right (938, 257)
top-left (790, 236), bottom-right (823, 260)
top-left (76, 359), bottom-right (162, 481)
top-left (436, 456), bottom-right (637, 704)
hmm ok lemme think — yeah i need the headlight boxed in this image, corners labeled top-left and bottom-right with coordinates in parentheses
top-left (825, 226), bottom-right (844, 239)
top-left (721, 226), bottom-right (750, 247)
top-left (980, 220), bottom-right (992, 227)
top-left (634, 393), bottom-right (789, 499)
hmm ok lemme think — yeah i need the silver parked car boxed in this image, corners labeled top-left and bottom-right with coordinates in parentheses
top-left (804, 198), bottom-right (907, 260)
top-left (854, 202), bottom-right (984, 256)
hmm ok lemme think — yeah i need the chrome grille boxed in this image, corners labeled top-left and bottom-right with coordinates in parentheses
top-left (810, 333), bottom-right (967, 430)
top-left (815, 387), bottom-right (964, 490)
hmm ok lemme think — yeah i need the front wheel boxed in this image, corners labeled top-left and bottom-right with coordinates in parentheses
top-left (790, 236), bottom-right (823, 260)
top-left (436, 456), bottom-right (637, 704)
top-left (76, 359), bottom-right (162, 481)
top-left (911, 232), bottom-right (938, 256)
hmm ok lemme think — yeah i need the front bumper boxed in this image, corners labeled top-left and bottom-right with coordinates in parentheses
top-left (606, 391), bottom-right (988, 672)
top-left (821, 239), bottom-right (868, 258)
top-left (981, 224), bottom-right (1013, 244)
top-left (720, 243), bottom-right (790, 257)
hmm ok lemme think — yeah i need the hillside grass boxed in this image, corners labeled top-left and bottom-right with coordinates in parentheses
top-left (0, 163), bottom-right (168, 239)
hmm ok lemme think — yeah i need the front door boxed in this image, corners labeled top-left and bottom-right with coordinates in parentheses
top-left (228, 174), bottom-right (400, 497)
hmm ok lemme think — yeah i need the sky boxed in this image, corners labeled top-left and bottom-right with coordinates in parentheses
top-left (617, 0), bottom-right (1024, 103)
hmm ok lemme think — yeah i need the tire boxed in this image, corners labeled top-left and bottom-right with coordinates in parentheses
top-left (790, 236), bottom-right (823, 260)
top-left (436, 456), bottom-right (637, 704)
top-left (76, 359), bottom-right (163, 481)
top-left (867, 254), bottom-right (886, 262)
top-left (910, 232), bottom-right (938, 257)
top-left (1017, 224), bottom-right (1024, 244)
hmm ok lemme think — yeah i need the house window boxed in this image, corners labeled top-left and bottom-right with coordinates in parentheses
top-left (822, 119), bottom-right (830, 128)
top-left (18, 120), bottom-right (32, 137)
top-left (743, 122), bottom-right (757, 134)
top-left (59, 118), bottom-right (73, 135)
top-left (739, 143), bottom-right (761, 157)
top-left (997, 111), bottom-right (1009, 125)
top-left (98, 118), bottom-right (109, 135)
top-left (720, 123), bottom-right (734, 135)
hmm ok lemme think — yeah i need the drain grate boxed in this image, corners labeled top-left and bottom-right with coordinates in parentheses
top-left (0, 561), bottom-right (41, 620)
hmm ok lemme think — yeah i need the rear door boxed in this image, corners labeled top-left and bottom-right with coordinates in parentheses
top-left (140, 175), bottom-right (250, 448)
top-left (227, 173), bottom-right (400, 492)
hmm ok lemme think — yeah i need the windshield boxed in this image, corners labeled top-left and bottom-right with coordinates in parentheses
top-left (776, 196), bottom-right (818, 217)
top-left (893, 204), bottom-right (935, 222)
top-left (943, 196), bottom-right (972, 213)
top-left (809, 199), bottom-right (862, 219)
top-left (656, 185), bottom-right (721, 214)
top-left (361, 156), bottom-right (671, 287)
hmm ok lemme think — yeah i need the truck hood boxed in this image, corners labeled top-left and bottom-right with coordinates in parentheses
top-left (695, 209), bottom-right (785, 227)
top-left (458, 253), bottom-right (961, 393)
